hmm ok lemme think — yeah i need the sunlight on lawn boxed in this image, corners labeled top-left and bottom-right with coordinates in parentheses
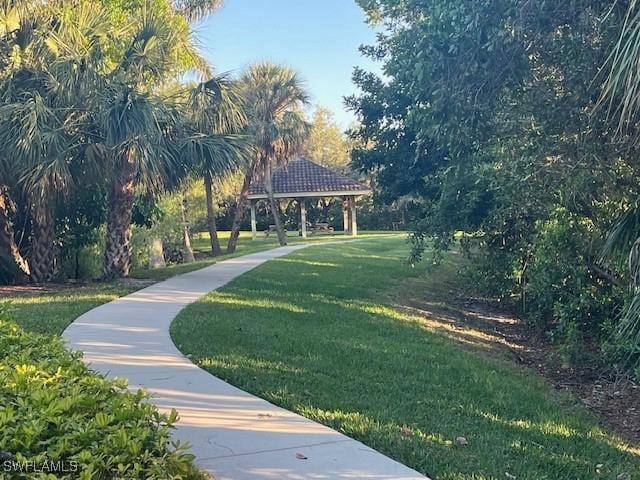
top-left (198, 354), bottom-right (306, 376)
top-left (207, 291), bottom-right (312, 314)
top-left (171, 236), bottom-right (640, 480)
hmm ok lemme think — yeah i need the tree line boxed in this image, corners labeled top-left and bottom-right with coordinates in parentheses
top-left (0, 0), bottom-right (310, 284)
top-left (349, 0), bottom-right (640, 375)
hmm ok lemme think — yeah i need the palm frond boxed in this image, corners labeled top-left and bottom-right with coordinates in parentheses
top-left (176, 132), bottom-right (249, 177)
top-left (601, 201), bottom-right (640, 261)
top-left (117, 0), bottom-right (207, 82)
top-left (173, 0), bottom-right (223, 23)
top-left (240, 62), bottom-right (311, 177)
top-left (602, 203), bottom-right (640, 366)
top-left (186, 74), bottom-right (247, 133)
top-left (597, 0), bottom-right (640, 135)
top-left (0, 91), bottom-right (66, 166)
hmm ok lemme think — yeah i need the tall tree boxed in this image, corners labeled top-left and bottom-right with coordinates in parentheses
top-left (349, 0), bottom-right (640, 370)
top-left (96, 1), bottom-right (215, 278)
top-left (0, 0), bottom-right (107, 282)
top-left (183, 76), bottom-right (248, 256)
top-left (0, 0), bottom-right (237, 282)
top-left (227, 62), bottom-right (310, 251)
top-left (304, 105), bottom-right (351, 170)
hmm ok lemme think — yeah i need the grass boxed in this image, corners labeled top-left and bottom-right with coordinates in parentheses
top-left (171, 236), bottom-right (640, 480)
top-left (131, 230), bottom-right (393, 281)
top-left (5, 283), bottom-right (137, 335)
top-left (4, 230), bottom-right (396, 335)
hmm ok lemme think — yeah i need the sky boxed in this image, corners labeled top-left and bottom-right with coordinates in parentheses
top-left (193, 0), bottom-right (383, 128)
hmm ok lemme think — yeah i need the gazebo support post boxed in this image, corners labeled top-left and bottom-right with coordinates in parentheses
top-left (300, 200), bottom-right (307, 238)
top-left (343, 197), bottom-right (351, 235)
top-left (250, 201), bottom-right (257, 241)
top-left (350, 196), bottom-right (358, 236)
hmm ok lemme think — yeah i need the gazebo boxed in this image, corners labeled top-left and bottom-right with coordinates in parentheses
top-left (247, 157), bottom-right (372, 239)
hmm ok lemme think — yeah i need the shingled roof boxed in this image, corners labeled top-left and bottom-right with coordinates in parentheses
top-left (247, 157), bottom-right (372, 200)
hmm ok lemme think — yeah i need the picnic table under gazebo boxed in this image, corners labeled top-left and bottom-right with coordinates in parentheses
top-left (247, 157), bottom-right (372, 239)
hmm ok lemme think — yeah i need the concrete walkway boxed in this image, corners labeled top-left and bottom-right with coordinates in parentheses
top-left (63, 246), bottom-right (428, 480)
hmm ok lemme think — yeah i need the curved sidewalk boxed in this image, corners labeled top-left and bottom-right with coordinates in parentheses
top-left (63, 245), bottom-right (428, 480)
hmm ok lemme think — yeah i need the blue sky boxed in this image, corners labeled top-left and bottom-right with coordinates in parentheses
top-left (193, 0), bottom-right (382, 128)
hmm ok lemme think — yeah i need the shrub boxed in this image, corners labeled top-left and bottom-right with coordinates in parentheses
top-left (0, 308), bottom-right (205, 480)
top-left (57, 244), bottom-right (104, 281)
top-left (524, 209), bottom-right (624, 358)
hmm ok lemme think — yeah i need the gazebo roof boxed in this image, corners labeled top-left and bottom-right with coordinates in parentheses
top-left (247, 157), bottom-right (371, 200)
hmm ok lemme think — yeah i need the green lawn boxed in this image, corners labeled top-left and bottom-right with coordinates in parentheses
top-left (132, 230), bottom-right (394, 281)
top-left (171, 236), bottom-right (640, 480)
top-left (6, 283), bottom-right (137, 335)
top-left (4, 231), bottom-right (395, 335)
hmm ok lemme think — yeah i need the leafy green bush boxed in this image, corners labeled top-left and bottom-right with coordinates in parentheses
top-left (57, 244), bottom-right (104, 281)
top-left (0, 307), bottom-right (205, 480)
top-left (524, 209), bottom-right (624, 361)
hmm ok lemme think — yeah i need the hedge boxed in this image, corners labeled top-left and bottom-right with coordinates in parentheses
top-left (0, 306), bottom-right (206, 480)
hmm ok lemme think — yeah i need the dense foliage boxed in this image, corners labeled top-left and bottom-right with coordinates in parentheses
top-left (0, 306), bottom-right (204, 479)
top-left (303, 106), bottom-right (351, 171)
top-left (0, 0), bottom-right (246, 282)
top-left (348, 0), bottom-right (640, 372)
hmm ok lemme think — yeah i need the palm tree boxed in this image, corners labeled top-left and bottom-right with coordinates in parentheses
top-left (0, 0), bottom-right (235, 282)
top-left (180, 191), bottom-right (196, 262)
top-left (0, 0), bottom-right (104, 282)
top-left (182, 76), bottom-right (248, 255)
top-left (599, 1), bottom-right (640, 365)
top-left (227, 63), bottom-right (310, 251)
top-left (0, 93), bottom-right (76, 282)
top-left (98, 89), bottom-right (177, 278)
top-left (95, 2), bottom-right (213, 278)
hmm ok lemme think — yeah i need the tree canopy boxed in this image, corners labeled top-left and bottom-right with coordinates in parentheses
top-left (348, 0), bottom-right (640, 372)
top-left (304, 106), bottom-right (351, 170)
top-left (0, 0), bottom-right (245, 281)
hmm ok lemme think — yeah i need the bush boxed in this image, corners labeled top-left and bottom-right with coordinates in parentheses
top-left (524, 209), bottom-right (624, 360)
top-left (0, 307), bottom-right (205, 480)
top-left (57, 244), bottom-right (104, 281)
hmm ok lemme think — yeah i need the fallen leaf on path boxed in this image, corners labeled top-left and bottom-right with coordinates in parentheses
top-left (295, 453), bottom-right (308, 460)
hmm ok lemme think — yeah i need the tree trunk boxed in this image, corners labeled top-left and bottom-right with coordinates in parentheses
top-left (227, 171), bottom-right (253, 253)
top-left (181, 193), bottom-right (195, 263)
top-left (0, 186), bottom-right (30, 281)
top-left (265, 164), bottom-right (287, 246)
top-left (148, 238), bottom-right (166, 269)
top-left (104, 157), bottom-right (136, 279)
top-left (75, 249), bottom-right (80, 281)
top-left (320, 198), bottom-right (330, 221)
top-left (29, 195), bottom-right (56, 283)
top-left (204, 173), bottom-right (222, 256)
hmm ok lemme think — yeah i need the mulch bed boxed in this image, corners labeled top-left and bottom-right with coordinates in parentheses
top-left (0, 278), bottom-right (154, 299)
top-left (0, 283), bottom-right (80, 297)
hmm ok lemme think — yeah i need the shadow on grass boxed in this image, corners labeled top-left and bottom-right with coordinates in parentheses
top-left (171, 237), bottom-right (640, 479)
top-left (6, 284), bottom-right (136, 335)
